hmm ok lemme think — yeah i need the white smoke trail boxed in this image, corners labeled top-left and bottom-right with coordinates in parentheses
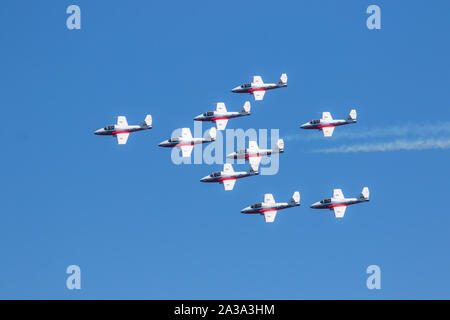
top-left (284, 122), bottom-right (450, 142)
top-left (314, 138), bottom-right (450, 153)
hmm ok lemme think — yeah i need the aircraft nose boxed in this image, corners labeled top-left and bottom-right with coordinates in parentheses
top-left (158, 140), bottom-right (167, 147)
top-left (194, 114), bottom-right (202, 120)
top-left (226, 152), bottom-right (235, 159)
top-left (300, 123), bottom-right (308, 129)
top-left (241, 206), bottom-right (250, 213)
top-left (94, 129), bottom-right (102, 135)
top-left (200, 176), bottom-right (209, 182)
top-left (231, 86), bottom-right (240, 92)
top-left (310, 201), bottom-right (320, 208)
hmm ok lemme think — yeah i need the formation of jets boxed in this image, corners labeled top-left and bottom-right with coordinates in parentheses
top-left (93, 73), bottom-right (370, 223)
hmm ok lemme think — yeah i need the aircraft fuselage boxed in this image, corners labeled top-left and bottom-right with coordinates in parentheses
top-left (241, 202), bottom-right (299, 214)
top-left (310, 197), bottom-right (368, 210)
top-left (200, 171), bottom-right (257, 183)
top-left (232, 83), bottom-right (287, 94)
top-left (301, 119), bottom-right (356, 130)
top-left (158, 138), bottom-right (212, 148)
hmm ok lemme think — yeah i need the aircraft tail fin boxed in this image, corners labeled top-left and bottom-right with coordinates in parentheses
top-left (142, 114), bottom-right (152, 128)
top-left (277, 73), bottom-right (288, 85)
top-left (274, 139), bottom-right (284, 153)
top-left (240, 101), bottom-right (251, 114)
top-left (248, 165), bottom-right (259, 175)
top-left (359, 187), bottom-right (370, 200)
top-left (206, 127), bottom-right (216, 141)
top-left (347, 109), bottom-right (357, 121)
top-left (289, 191), bottom-right (300, 205)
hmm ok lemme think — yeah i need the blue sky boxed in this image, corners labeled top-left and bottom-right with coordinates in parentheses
top-left (1, 0), bottom-right (449, 299)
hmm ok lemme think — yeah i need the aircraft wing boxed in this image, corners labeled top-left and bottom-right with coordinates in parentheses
top-left (252, 90), bottom-right (266, 101)
top-left (115, 133), bottom-right (129, 145)
top-left (223, 163), bottom-right (234, 174)
top-left (117, 116), bottom-right (128, 127)
top-left (180, 145), bottom-right (193, 157)
top-left (333, 206), bottom-right (346, 218)
top-left (322, 112), bottom-right (333, 121)
top-left (322, 126), bottom-right (335, 137)
top-left (216, 102), bottom-right (227, 113)
top-left (215, 119), bottom-right (228, 131)
top-left (249, 156), bottom-right (261, 172)
top-left (252, 76), bottom-right (263, 85)
top-left (263, 210), bottom-right (278, 223)
top-left (248, 140), bottom-right (259, 152)
top-left (222, 179), bottom-right (236, 191)
top-left (264, 193), bottom-right (275, 204)
top-left (333, 189), bottom-right (344, 200)
top-left (181, 128), bottom-right (193, 140)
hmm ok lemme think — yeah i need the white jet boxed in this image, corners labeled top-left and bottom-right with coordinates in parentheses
top-left (241, 192), bottom-right (300, 223)
top-left (226, 139), bottom-right (284, 172)
top-left (200, 163), bottom-right (258, 191)
top-left (231, 74), bottom-right (288, 101)
top-left (300, 109), bottom-right (357, 137)
top-left (194, 101), bottom-right (251, 130)
top-left (158, 127), bottom-right (216, 158)
top-left (310, 187), bottom-right (370, 218)
top-left (94, 115), bottom-right (152, 145)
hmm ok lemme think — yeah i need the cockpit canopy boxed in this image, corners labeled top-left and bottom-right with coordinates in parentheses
top-left (168, 137), bottom-right (180, 143)
top-left (203, 111), bottom-right (214, 117)
top-left (104, 125), bottom-right (115, 130)
top-left (210, 172), bottom-right (221, 177)
top-left (311, 119), bottom-right (320, 124)
top-left (320, 198), bottom-right (331, 204)
top-left (241, 83), bottom-right (251, 88)
top-left (251, 203), bottom-right (262, 209)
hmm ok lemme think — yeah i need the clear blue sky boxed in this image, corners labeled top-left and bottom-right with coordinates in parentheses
top-left (1, 0), bottom-right (449, 299)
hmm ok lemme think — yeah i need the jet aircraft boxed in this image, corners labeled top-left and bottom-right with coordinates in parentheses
top-left (194, 101), bottom-right (251, 130)
top-left (241, 191), bottom-right (300, 223)
top-left (231, 74), bottom-right (288, 101)
top-left (226, 139), bottom-right (284, 171)
top-left (310, 187), bottom-right (370, 218)
top-left (158, 127), bottom-right (216, 158)
top-left (200, 163), bottom-right (258, 191)
top-left (94, 115), bottom-right (152, 145)
top-left (300, 109), bottom-right (357, 137)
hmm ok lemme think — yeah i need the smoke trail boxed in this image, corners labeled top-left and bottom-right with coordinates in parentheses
top-left (284, 122), bottom-right (450, 142)
top-left (313, 138), bottom-right (450, 153)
